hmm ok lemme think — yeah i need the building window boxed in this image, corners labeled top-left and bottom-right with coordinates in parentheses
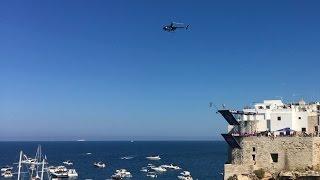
top-left (253, 147), bottom-right (256, 152)
top-left (277, 116), bottom-right (281, 121)
top-left (252, 154), bottom-right (256, 161)
top-left (259, 106), bottom-right (263, 109)
top-left (315, 126), bottom-right (318, 132)
top-left (271, 153), bottom-right (278, 163)
top-left (298, 117), bottom-right (301, 120)
top-left (302, 128), bottom-right (306, 132)
top-left (266, 106), bottom-right (270, 109)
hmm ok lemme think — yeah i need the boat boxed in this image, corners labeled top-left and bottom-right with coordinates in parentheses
top-left (146, 172), bottom-right (157, 178)
top-left (67, 169), bottom-right (78, 177)
top-left (161, 164), bottom-right (181, 170)
top-left (93, 162), bottom-right (106, 168)
top-left (86, 152), bottom-right (92, 155)
top-left (140, 167), bottom-right (148, 172)
top-left (151, 166), bottom-right (167, 172)
top-left (178, 171), bottom-right (193, 180)
top-left (1, 166), bottom-right (13, 172)
top-left (63, 160), bottom-right (73, 166)
top-left (121, 156), bottom-right (134, 160)
top-left (147, 164), bottom-right (155, 168)
top-left (50, 166), bottom-right (68, 178)
top-left (1, 170), bottom-right (13, 178)
top-left (111, 169), bottom-right (132, 179)
top-left (47, 166), bottom-right (57, 173)
top-left (146, 155), bottom-right (161, 160)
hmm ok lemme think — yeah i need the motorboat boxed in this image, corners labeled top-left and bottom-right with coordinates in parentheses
top-left (111, 169), bottom-right (132, 179)
top-left (67, 169), bottom-right (78, 177)
top-left (146, 155), bottom-right (161, 160)
top-left (178, 171), bottom-right (193, 180)
top-left (1, 170), bottom-right (13, 178)
top-left (47, 166), bottom-right (57, 173)
top-left (93, 162), bottom-right (106, 168)
top-left (180, 171), bottom-right (191, 176)
top-left (63, 160), bottom-right (73, 166)
top-left (146, 172), bottom-right (157, 178)
top-left (151, 166), bottom-right (167, 172)
top-left (140, 167), bottom-right (148, 172)
top-left (50, 167), bottom-right (68, 178)
top-left (1, 166), bottom-right (13, 172)
top-left (161, 164), bottom-right (181, 170)
top-left (50, 171), bottom-right (68, 178)
top-left (121, 156), bottom-right (134, 160)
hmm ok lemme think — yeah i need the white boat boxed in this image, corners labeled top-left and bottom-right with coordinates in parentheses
top-left (50, 166), bottom-right (68, 178)
top-left (146, 172), bottom-right (157, 178)
top-left (1, 166), bottom-right (13, 172)
top-left (67, 169), bottom-right (78, 177)
top-left (1, 170), bottom-right (13, 178)
top-left (111, 169), bottom-right (132, 179)
top-left (140, 167), bottom-right (148, 172)
top-left (146, 155), bottom-right (161, 160)
top-left (180, 171), bottom-right (191, 176)
top-left (121, 156), bottom-right (134, 160)
top-left (178, 171), bottom-right (193, 180)
top-left (63, 160), bottom-right (73, 166)
top-left (47, 166), bottom-right (57, 173)
top-left (161, 164), bottom-right (181, 170)
top-left (50, 171), bottom-right (68, 178)
top-left (151, 166), bottom-right (167, 172)
top-left (93, 162), bottom-right (106, 168)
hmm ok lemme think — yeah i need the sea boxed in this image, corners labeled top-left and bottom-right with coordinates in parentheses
top-left (0, 141), bottom-right (227, 180)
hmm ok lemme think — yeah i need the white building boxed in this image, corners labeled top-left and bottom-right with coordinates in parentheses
top-left (226, 100), bottom-right (320, 135)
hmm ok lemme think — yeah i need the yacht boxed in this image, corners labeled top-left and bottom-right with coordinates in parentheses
top-left (63, 160), bottom-right (73, 166)
top-left (93, 162), bottom-right (106, 168)
top-left (146, 155), bottom-right (161, 160)
top-left (50, 166), bottom-right (69, 178)
top-left (50, 170), bottom-right (68, 178)
top-left (111, 169), bottom-right (132, 179)
top-left (1, 170), bottom-right (13, 178)
top-left (178, 171), bottom-right (193, 180)
top-left (146, 172), bottom-right (157, 178)
top-left (67, 169), bottom-right (78, 177)
top-left (47, 166), bottom-right (57, 173)
top-left (1, 166), bottom-right (13, 172)
top-left (151, 166), bottom-right (167, 172)
top-left (161, 164), bottom-right (181, 170)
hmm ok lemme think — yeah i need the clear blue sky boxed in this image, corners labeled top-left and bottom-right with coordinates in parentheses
top-left (1, 0), bottom-right (320, 141)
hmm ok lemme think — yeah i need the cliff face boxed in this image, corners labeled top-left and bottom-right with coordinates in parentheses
top-left (224, 137), bottom-right (320, 180)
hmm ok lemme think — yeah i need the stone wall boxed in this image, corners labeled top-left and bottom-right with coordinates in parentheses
top-left (224, 137), bottom-right (320, 180)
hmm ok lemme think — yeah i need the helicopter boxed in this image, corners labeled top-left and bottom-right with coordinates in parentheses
top-left (163, 22), bottom-right (189, 32)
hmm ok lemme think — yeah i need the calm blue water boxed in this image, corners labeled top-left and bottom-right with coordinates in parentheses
top-left (0, 141), bottom-right (227, 180)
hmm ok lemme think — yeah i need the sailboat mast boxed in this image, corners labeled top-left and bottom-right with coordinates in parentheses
top-left (17, 151), bottom-right (22, 180)
top-left (40, 159), bottom-right (44, 180)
